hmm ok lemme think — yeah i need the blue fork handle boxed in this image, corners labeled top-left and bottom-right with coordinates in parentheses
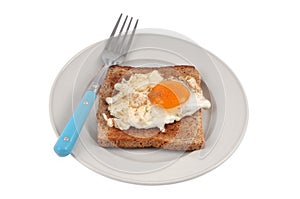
top-left (54, 90), bottom-right (97, 157)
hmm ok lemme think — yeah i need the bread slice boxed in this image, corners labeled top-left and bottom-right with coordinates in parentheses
top-left (96, 65), bottom-right (205, 151)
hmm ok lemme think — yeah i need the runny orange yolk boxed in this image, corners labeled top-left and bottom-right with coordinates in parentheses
top-left (148, 81), bottom-right (190, 109)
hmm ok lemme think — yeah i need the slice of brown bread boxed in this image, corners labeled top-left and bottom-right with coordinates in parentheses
top-left (96, 65), bottom-right (205, 151)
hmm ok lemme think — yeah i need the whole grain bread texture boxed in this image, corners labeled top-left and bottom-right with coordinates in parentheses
top-left (96, 65), bottom-right (205, 151)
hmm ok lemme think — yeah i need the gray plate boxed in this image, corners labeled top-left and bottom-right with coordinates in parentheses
top-left (49, 29), bottom-right (248, 185)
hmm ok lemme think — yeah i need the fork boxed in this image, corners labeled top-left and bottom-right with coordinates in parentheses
top-left (54, 14), bottom-right (138, 157)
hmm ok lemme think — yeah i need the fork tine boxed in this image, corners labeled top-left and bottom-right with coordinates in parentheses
top-left (117, 17), bottom-right (133, 53)
top-left (126, 17), bottom-right (133, 32)
top-left (122, 17), bottom-right (133, 39)
top-left (118, 15), bottom-right (128, 35)
top-left (121, 19), bottom-right (138, 54)
top-left (113, 15), bottom-right (128, 52)
top-left (110, 13), bottom-right (122, 37)
top-left (104, 13), bottom-right (123, 50)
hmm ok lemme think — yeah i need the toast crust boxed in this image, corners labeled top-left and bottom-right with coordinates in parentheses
top-left (96, 65), bottom-right (205, 151)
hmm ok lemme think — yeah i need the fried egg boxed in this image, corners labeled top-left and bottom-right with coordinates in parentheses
top-left (103, 70), bottom-right (211, 132)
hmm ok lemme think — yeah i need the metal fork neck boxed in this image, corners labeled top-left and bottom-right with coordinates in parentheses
top-left (87, 64), bottom-right (110, 93)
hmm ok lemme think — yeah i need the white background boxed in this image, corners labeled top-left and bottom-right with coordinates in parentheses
top-left (0, 0), bottom-right (299, 198)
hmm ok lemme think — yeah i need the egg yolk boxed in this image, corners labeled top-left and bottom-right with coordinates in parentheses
top-left (148, 81), bottom-right (190, 109)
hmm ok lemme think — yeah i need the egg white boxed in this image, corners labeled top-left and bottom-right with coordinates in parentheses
top-left (104, 70), bottom-right (210, 132)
